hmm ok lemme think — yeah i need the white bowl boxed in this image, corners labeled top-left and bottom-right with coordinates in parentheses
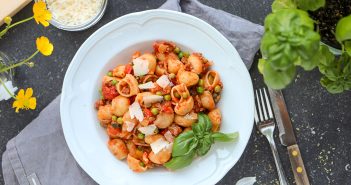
top-left (60, 9), bottom-right (254, 185)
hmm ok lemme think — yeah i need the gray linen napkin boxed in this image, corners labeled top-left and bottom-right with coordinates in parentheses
top-left (2, 1), bottom-right (263, 184)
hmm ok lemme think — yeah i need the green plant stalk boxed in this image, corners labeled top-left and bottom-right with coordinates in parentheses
top-left (0, 78), bottom-right (16, 99)
top-left (0, 17), bottom-right (34, 37)
top-left (0, 50), bottom-right (39, 73)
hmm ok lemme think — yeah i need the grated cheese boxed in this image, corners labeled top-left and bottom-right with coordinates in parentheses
top-left (138, 125), bottom-right (157, 136)
top-left (129, 101), bottom-right (144, 122)
top-left (46, 0), bottom-right (103, 26)
top-left (133, 58), bottom-right (149, 76)
top-left (150, 138), bottom-right (170, 154)
top-left (142, 95), bottom-right (163, 106)
top-left (156, 75), bottom-right (171, 89)
top-left (138, 81), bottom-right (155, 90)
top-left (125, 121), bottom-right (135, 132)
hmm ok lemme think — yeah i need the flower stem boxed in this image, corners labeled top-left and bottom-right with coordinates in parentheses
top-left (0, 50), bottom-right (39, 73)
top-left (0, 17), bottom-right (34, 38)
top-left (0, 78), bottom-right (16, 99)
top-left (8, 16), bottom-right (34, 29)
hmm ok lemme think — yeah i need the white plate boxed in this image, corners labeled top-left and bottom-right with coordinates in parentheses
top-left (60, 10), bottom-right (254, 185)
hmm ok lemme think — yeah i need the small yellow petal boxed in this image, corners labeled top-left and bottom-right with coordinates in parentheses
top-left (33, 1), bottom-right (51, 27)
top-left (296, 167), bottom-right (303, 173)
top-left (25, 88), bottom-right (33, 98)
top-left (36, 36), bottom-right (54, 56)
top-left (28, 97), bottom-right (37, 110)
top-left (292, 150), bottom-right (298, 157)
top-left (16, 89), bottom-right (25, 99)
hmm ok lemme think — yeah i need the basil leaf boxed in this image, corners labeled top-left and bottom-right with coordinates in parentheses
top-left (260, 58), bottom-right (296, 89)
top-left (164, 151), bottom-right (195, 170)
top-left (336, 15), bottom-right (351, 44)
top-left (192, 113), bottom-right (212, 136)
top-left (197, 134), bottom-right (214, 156)
top-left (295, 0), bottom-right (325, 11)
top-left (172, 130), bottom-right (198, 157)
top-left (211, 132), bottom-right (239, 142)
top-left (271, 0), bottom-right (296, 13)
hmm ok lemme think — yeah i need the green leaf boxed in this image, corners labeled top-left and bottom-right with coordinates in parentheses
top-left (259, 59), bottom-right (296, 89)
top-left (192, 113), bottom-right (212, 136)
top-left (295, 0), bottom-right (325, 11)
top-left (164, 151), bottom-right (195, 170)
top-left (172, 130), bottom-right (198, 157)
top-left (271, 0), bottom-right (297, 13)
top-left (320, 77), bottom-right (344, 94)
top-left (197, 134), bottom-right (214, 156)
top-left (211, 132), bottom-right (239, 142)
top-left (336, 15), bottom-right (351, 44)
top-left (345, 41), bottom-right (351, 56)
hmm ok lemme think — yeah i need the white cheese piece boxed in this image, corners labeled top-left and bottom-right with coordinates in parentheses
top-left (129, 101), bottom-right (144, 122)
top-left (0, 80), bottom-right (18, 101)
top-left (184, 112), bottom-right (197, 120)
top-left (156, 75), bottom-right (171, 89)
top-left (150, 138), bottom-right (170, 154)
top-left (164, 131), bottom-right (174, 143)
top-left (133, 58), bottom-right (149, 76)
top-left (138, 81), bottom-right (155, 90)
top-left (143, 95), bottom-right (163, 106)
top-left (138, 125), bottom-right (157, 136)
top-left (125, 121), bottom-right (135, 132)
top-left (46, 0), bottom-right (104, 26)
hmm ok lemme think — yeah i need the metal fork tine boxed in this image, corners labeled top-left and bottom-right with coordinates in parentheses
top-left (259, 89), bottom-right (268, 120)
top-left (255, 90), bottom-right (263, 122)
top-left (263, 88), bottom-right (274, 119)
top-left (254, 104), bottom-right (259, 123)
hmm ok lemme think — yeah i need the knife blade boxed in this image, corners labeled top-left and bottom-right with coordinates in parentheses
top-left (268, 88), bottom-right (296, 146)
top-left (268, 88), bottom-right (310, 185)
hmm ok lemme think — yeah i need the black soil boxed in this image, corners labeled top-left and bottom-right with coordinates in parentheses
top-left (309, 0), bottom-right (351, 49)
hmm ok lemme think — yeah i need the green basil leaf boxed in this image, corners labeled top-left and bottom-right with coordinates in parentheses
top-left (295, 0), bottom-right (325, 11)
top-left (260, 58), bottom-right (296, 89)
top-left (345, 41), bottom-right (351, 56)
top-left (211, 132), bottom-right (239, 142)
top-left (192, 113), bottom-right (212, 136)
top-left (164, 151), bottom-right (195, 171)
top-left (336, 15), bottom-right (351, 44)
top-left (271, 0), bottom-right (296, 13)
top-left (197, 134), bottom-right (214, 156)
top-left (172, 130), bottom-right (198, 157)
top-left (321, 77), bottom-right (344, 94)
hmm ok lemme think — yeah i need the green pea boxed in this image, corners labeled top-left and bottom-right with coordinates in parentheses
top-left (111, 79), bottom-right (117, 85)
top-left (117, 117), bottom-right (123, 124)
top-left (183, 52), bottom-right (190, 58)
top-left (168, 73), bottom-right (176, 79)
top-left (151, 108), bottom-right (159, 115)
top-left (178, 52), bottom-right (183, 59)
top-left (182, 93), bottom-right (188, 99)
top-left (112, 115), bottom-right (117, 121)
top-left (214, 85), bottom-right (222, 93)
top-left (107, 71), bottom-right (112, 77)
top-left (137, 133), bottom-right (145, 139)
top-left (174, 92), bottom-right (181, 98)
top-left (174, 47), bottom-right (180, 54)
top-left (139, 161), bottom-right (146, 167)
top-left (164, 94), bottom-right (171, 101)
top-left (198, 79), bottom-right (204, 86)
top-left (156, 91), bottom-right (163, 96)
top-left (197, 86), bottom-right (204, 94)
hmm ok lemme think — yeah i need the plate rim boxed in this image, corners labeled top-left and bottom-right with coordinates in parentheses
top-left (60, 9), bottom-right (254, 185)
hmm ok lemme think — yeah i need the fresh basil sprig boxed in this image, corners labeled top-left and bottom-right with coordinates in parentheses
top-left (164, 113), bottom-right (239, 170)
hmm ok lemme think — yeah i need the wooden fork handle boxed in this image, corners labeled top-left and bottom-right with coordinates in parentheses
top-left (287, 144), bottom-right (310, 185)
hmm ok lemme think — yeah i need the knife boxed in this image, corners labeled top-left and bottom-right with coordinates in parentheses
top-left (268, 88), bottom-right (310, 185)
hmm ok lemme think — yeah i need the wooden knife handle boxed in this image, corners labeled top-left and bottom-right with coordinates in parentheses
top-left (287, 144), bottom-right (310, 185)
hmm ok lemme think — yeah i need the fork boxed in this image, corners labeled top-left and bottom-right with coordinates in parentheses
top-left (254, 88), bottom-right (288, 185)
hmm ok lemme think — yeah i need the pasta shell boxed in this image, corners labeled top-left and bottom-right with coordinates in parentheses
top-left (203, 70), bottom-right (221, 90)
top-left (117, 74), bottom-right (140, 97)
top-left (176, 68), bottom-right (199, 87)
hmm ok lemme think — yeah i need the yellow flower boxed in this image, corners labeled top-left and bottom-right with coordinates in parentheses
top-left (13, 88), bottom-right (37, 113)
top-left (36, 36), bottom-right (53, 56)
top-left (4, 16), bottom-right (12, 25)
top-left (33, 0), bottom-right (52, 27)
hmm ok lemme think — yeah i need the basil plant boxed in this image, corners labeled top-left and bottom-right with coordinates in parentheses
top-left (259, 0), bottom-right (351, 93)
